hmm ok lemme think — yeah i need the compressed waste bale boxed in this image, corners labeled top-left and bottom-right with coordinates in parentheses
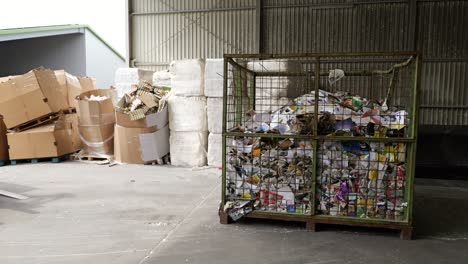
top-left (204, 58), bottom-right (224, 98)
top-left (170, 59), bottom-right (205, 96)
top-left (207, 133), bottom-right (222, 167)
top-left (207, 97), bottom-right (223, 133)
top-left (152, 70), bottom-right (171, 88)
top-left (168, 95), bottom-right (207, 132)
top-left (170, 131), bottom-right (208, 167)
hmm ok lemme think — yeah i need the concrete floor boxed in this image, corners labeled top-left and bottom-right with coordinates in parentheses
top-left (0, 162), bottom-right (467, 264)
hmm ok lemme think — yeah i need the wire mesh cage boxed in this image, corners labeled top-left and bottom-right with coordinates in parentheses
top-left (221, 52), bottom-right (420, 227)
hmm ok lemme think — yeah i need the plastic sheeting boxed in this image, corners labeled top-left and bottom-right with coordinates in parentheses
top-left (170, 59), bottom-right (205, 96)
top-left (114, 68), bottom-right (154, 84)
top-left (170, 131), bottom-right (208, 167)
top-left (152, 70), bottom-right (171, 88)
top-left (114, 68), bottom-right (154, 101)
top-left (168, 95), bottom-right (207, 132)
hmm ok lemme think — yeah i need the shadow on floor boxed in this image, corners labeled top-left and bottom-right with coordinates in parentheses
top-left (0, 182), bottom-right (74, 214)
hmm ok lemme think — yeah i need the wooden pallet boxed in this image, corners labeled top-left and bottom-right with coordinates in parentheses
top-left (10, 108), bottom-right (76, 132)
top-left (10, 152), bottom-right (74, 165)
top-left (219, 206), bottom-right (413, 240)
top-left (0, 160), bottom-right (9, 166)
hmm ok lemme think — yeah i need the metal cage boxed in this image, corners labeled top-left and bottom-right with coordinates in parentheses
top-left (220, 52), bottom-right (420, 238)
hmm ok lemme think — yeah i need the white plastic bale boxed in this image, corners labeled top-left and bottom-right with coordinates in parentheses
top-left (204, 58), bottom-right (223, 97)
top-left (152, 70), bottom-right (171, 88)
top-left (207, 133), bottom-right (222, 167)
top-left (169, 59), bottom-right (205, 96)
top-left (170, 131), bottom-right (208, 167)
top-left (168, 95), bottom-right (207, 132)
top-left (207, 98), bottom-right (223, 133)
top-left (114, 68), bottom-right (154, 84)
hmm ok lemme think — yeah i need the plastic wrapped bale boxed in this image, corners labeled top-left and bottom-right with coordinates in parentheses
top-left (168, 95), bottom-right (207, 132)
top-left (170, 59), bottom-right (205, 96)
top-left (207, 97), bottom-right (223, 133)
top-left (208, 133), bottom-right (222, 167)
top-left (114, 68), bottom-right (154, 84)
top-left (170, 131), bottom-right (208, 167)
top-left (204, 58), bottom-right (224, 97)
top-left (153, 70), bottom-right (171, 88)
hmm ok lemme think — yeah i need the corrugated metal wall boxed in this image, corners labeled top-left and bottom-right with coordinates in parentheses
top-left (130, 0), bottom-right (257, 71)
top-left (129, 0), bottom-right (468, 126)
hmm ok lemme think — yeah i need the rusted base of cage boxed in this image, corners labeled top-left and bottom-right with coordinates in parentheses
top-left (219, 208), bottom-right (413, 239)
top-left (218, 203), bottom-right (230, 225)
top-left (311, 216), bottom-right (414, 240)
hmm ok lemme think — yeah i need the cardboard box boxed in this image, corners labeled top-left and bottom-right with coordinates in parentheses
top-left (76, 89), bottom-right (116, 126)
top-left (0, 68), bottom-right (70, 129)
top-left (114, 124), bottom-right (169, 164)
top-left (33, 68), bottom-right (69, 112)
top-left (55, 70), bottom-right (96, 109)
top-left (0, 75), bottom-right (18, 83)
top-left (0, 116), bottom-right (9, 161)
top-left (7, 114), bottom-right (81, 160)
top-left (78, 77), bottom-right (98, 91)
top-left (0, 71), bottom-right (53, 129)
top-left (115, 105), bottom-right (168, 129)
top-left (79, 123), bottom-right (114, 155)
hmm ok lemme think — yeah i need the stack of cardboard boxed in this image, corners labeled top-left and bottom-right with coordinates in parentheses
top-left (114, 81), bottom-right (169, 164)
top-left (0, 68), bottom-right (96, 161)
top-left (76, 89), bottom-right (116, 157)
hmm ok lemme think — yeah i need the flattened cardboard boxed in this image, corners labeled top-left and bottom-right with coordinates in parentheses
top-left (34, 68), bottom-right (69, 111)
top-left (0, 72), bottom-right (52, 129)
top-left (0, 117), bottom-right (8, 160)
top-left (114, 125), bottom-right (158, 164)
top-left (76, 89), bottom-right (116, 126)
top-left (115, 105), bottom-right (168, 129)
top-left (7, 114), bottom-right (80, 160)
top-left (139, 125), bottom-right (169, 162)
top-left (79, 123), bottom-right (114, 155)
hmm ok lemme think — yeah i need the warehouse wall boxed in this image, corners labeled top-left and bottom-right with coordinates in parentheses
top-left (84, 29), bottom-right (126, 88)
top-left (128, 0), bottom-right (468, 127)
top-left (0, 33), bottom-right (86, 77)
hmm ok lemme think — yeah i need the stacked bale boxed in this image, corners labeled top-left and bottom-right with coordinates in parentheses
top-left (205, 59), bottom-right (224, 167)
top-left (168, 59), bottom-right (208, 167)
